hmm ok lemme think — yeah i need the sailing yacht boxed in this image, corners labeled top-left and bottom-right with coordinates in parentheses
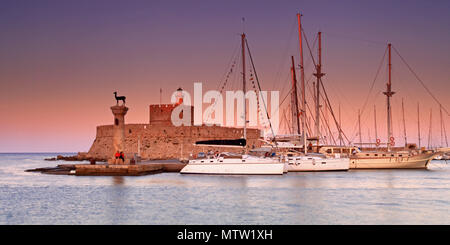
top-left (267, 139), bottom-right (350, 171)
top-left (350, 150), bottom-right (437, 169)
top-left (276, 13), bottom-right (349, 172)
top-left (180, 32), bottom-right (285, 175)
top-left (285, 153), bottom-right (349, 171)
top-left (434, 148), bottom-right (450, 160)
top-left (349, 44), bottom-right (439, 169)
top-left (180, 152), bottom-right (285, 175)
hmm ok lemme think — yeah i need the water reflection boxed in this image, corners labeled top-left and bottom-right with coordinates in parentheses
top-left (108, 176), bottom-right (128, 224)
top-left (1, 154), bottom-right (450, 224)
top-left (112, 176), bottom-right (125, 186)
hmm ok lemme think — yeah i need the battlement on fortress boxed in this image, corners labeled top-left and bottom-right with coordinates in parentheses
top-left (149, 104), bottom-right (194, 125)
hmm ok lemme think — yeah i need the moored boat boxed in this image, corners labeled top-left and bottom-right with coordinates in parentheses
top-left (349, 150), bottom-right (437, 169)
top-left (285, 153), bottom-right (349, 171)
top-left (180, 152), bottom-right (284, 175)
top-left (269, 13), bottom-right (350, 172)
top-left (181, 31), bottom-right (285, 175)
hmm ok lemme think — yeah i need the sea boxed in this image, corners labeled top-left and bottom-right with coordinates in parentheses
top-left (0, 153), bottom-right (449, 225)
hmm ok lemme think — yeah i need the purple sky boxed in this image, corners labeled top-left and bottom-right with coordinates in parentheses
top-left (0, 0), bottom-right (449, 152)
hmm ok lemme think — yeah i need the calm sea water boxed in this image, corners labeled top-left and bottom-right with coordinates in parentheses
top-left (0, 153), bottom-right (449, 225)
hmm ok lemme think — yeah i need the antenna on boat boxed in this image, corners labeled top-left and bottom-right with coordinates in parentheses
top-left (358, 109), bottom-right (362, 146)
top-left (297, 13), bottom-right (307, 154)
top-left (383, 43), bottom-right (395, 152)
top-left (374, 105), bottom-right (378, 149)
top-left (428, 108), bottom-right (433, 149)
top-left (440, 104), bottom-right (444, 147)
top-left (339, 103), bottom-right (343, 146)
top-left (417, 102), bottom-right (421, 149)
top-left (402, 98), bottom-right (407, 147)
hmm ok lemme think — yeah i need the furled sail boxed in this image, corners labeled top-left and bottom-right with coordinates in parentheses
top-left (194, 139), bottom-right (246, 147)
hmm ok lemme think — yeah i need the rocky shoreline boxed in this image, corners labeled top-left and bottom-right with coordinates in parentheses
top-left (26, 161), bottom-right (186, 176)
top-left (44, 152), bottom-right (188, 163)
top-left (44, 152), bottom-right (106, 163)
top-left (26, 164), bottom-right (76, 175)
top-left (35, 152), bottom-right (188, 176)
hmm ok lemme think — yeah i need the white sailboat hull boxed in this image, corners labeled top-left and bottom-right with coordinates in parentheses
top-left (286, 157), bottom-right (350, 172)
top-left (180, 158), bottom-right (285, 175)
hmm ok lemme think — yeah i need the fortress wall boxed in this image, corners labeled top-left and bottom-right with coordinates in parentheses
top-left (149, 104), bottom-right (194, 126)
top-left (88, 102), bottom-right (261, 160)
top-left (87, 126), bottom-right (113, 159)
top-left (149, 104), bottom-right (175, 125)
top-left (87, 124), bottom-right (262, 160)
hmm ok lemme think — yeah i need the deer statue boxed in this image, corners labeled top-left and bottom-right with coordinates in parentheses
top-left (113, 92), bottom-right (126, 105)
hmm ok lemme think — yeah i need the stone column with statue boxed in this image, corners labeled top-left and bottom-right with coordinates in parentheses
top-left (109, 92), bottom-right (128, 165)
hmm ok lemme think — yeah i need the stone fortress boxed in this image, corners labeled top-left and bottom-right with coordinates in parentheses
top-left (87, 88), bottom-right (262, 161)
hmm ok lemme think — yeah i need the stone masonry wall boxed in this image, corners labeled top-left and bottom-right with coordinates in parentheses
top-left (87, 124), bottom-right (262, 160)
top-left (149, 104), bottom-right (194, 126)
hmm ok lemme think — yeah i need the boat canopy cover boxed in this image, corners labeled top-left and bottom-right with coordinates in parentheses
top-left (305, 153), bottom-right (327, 159)
top-left (195, 138), bottom-right (246, 147)
top-left (437, 147), bottom-right (450, 153)
top-left (250, 147), bottom-right (273, 152)
top-left (219, 152), bottom-right (242, 157)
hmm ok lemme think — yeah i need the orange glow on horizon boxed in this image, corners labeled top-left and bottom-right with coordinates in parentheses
top-left (1, 1), bottom-right (449, 152)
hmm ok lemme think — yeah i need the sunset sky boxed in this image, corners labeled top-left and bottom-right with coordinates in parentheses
top-left (0, 0), bottom-right (449, 152)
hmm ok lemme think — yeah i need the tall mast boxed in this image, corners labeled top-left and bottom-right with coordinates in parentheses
top-left (440, 104), bottom-right (443, 147)
top-left (313, 31), bottom-right (324, 152)
top-left (443, 104), bottom-right (449, 147)
top-left (417, 102), bottom-right (421, 149)
top-left (374, 105), bottom-right (378, 148)
top-left (297, 13), bottom-right (307, 153)
top-left (282, 107), bottom-right (290, 134)
top-left (402, 98), bottom-right (407, 147)
top-left (290, 56), bottom-right (301, 135)
top-left (325, 103), bottom-right (329, 144)
top-left (241, 33), bottom-right (247, 140)
top-left (383, 43), bottom-right (395, 152)
top-left (428, 109), bottom-right (432, 149)
top-left (358, 109), bottom-right (362, 146)
top-left (339, 103), bottom-right (343, 146)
